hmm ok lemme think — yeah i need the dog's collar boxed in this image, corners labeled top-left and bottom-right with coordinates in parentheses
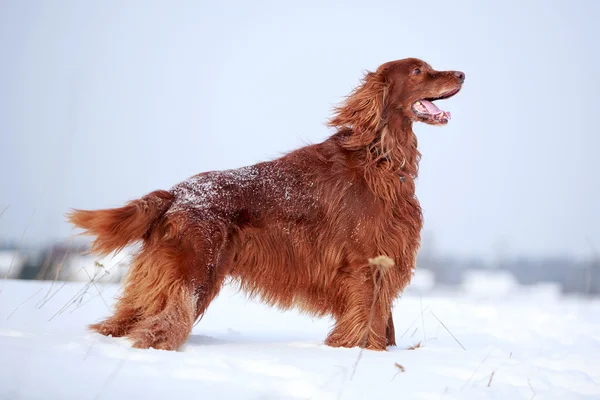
top-left (368, 143), bottom-right (408, 183)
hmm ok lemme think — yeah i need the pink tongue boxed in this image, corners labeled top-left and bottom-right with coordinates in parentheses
top-left (420, 100), bottom-right (441, 114)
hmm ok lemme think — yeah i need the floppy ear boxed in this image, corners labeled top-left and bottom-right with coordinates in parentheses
top-left (327, 69), bottom-right (390, 146)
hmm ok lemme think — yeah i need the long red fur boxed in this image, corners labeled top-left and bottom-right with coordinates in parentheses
top-left (67, 58), bottom-right (464, 351)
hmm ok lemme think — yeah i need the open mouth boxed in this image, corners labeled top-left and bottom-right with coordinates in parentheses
top-left (411, 87), bottom-right (461, 124)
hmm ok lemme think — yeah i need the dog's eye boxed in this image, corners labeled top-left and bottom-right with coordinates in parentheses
top-left (412, 68), bottom-right (421, 75)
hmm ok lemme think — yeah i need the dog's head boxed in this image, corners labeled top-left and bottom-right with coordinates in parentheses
top-left (384, 58), bottom-right (465, 126)
top-left (328, 58), bottom-right (465, 132)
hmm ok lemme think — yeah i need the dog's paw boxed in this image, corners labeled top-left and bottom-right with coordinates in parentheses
top-left (89, 320), bottom-right (129, 338)
top-left (128, 320), bottom-right (185, 351)
top-left (325, 332), bottom-right (388, 351)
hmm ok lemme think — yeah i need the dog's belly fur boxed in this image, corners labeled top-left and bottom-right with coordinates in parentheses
top-left (228, 223), bottom-right (347, 318)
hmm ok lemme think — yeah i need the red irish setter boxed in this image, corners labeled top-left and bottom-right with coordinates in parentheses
top-left (68, 58), bottom-right (465, 351)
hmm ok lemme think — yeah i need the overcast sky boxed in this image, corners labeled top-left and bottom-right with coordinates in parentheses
top-left (1, 0), bottom-right (599, 260)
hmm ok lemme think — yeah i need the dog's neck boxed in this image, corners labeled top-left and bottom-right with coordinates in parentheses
top-left (355, 114), bottom-right (420, 203)
top-left (373, 113), bottom-right (421, 180)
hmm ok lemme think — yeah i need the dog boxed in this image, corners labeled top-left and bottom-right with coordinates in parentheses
top-left (68, 58), bottom-right (465, 351)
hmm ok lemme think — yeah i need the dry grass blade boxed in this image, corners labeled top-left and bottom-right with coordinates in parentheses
top-left (71, 291), bottom-right (104, 313)
top-left (6, 288), bottom-right (43, 320)
top-left (0, 205), bottom-right (38, 295)
top-left (94, 358), bottom-right (126, 400)
top-left (462, 349), bottom-right (492, 390)
top-left (430, 311), bottom-right (466, 351)
top-left (420, 296), bottom-right (426, 341)
top-left (407, 341), bottom-right (422, 350)
top-left (528, 377), bottom-right (536, 399)
top-left (0, 205), bottom-right (9, 220)
top-left (425, 323), bottom-right (443, 343)
top-left (49, 268), bottom-right (108, 321)
top-left (399, 305), bottom-right (430, 338)
top-left (47, 255), bottom-right (124, 318)
top-left (586, 236), bottom-right (598, 295)
top-left (40, 234), bottom-right (74, 305)
top-left (85, 336), bottom-right (98, 360)
top-left (82, 263), bottom-right (111, 311)
top-left (390, 362), bottom-right (405, 382)
top-left (38, 280), bottom-right (69, 308)
top-left (0, 188), bottom-right (46, 295)
top-left (48, 281), bottom-right (95, 321)
top-left (487, 371), bottom-right (495, 387)
top-left (34, 252), bottom-right (54, 282)
top-left (38, 265), bottom-right (88, 309)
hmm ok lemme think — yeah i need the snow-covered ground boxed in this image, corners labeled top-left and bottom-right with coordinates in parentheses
top-left (1, 272), bottom-right (599, 400)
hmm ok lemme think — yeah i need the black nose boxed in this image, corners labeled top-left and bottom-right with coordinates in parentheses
top-left (453, 71), bottom-right (465, 83)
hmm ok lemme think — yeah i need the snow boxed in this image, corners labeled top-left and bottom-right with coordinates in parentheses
top-left (461, 269), bottom-right (520, 297)
top-left (1, 274), bottom-right (599, 400)
top-left (0, 251), bottom-right (26, 279)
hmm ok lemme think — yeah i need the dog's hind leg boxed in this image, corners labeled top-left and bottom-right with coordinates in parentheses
top-left (125, 223), bottom-right (232, 350)
top-left (190, 226), bottom-right (235, 323)
top-left (89, 251), bottom-right (153, 339)
top-left (88, 217), bottom-right (196, 350)
top-left (88, 242), bottom-right (196, 350)
top-left (127, 283), bottom-right (196, 351)
top-left (123, 240), bottom-right (199, 350)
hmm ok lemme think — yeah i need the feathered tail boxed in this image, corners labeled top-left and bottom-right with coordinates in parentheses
top-left (66, 190), bottom-right (174, 256)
